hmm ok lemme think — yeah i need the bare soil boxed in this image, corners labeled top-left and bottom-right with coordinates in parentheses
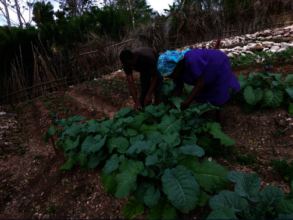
top-left (1, 65), bottom-right (293, 219)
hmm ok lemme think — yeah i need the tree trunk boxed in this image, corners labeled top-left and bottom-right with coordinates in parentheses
top-left (1, 0), bottom-right (11, 27)
top-left (14, 0), bottom-right (23, 28)
top-left (127, 0), bottom-right (135, 28)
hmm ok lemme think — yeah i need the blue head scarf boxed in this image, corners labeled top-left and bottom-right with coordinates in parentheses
top-left (157, 49), bottom-right (191, 77)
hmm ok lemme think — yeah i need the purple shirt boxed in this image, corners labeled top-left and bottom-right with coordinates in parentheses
top-left (174, 49), bottom-right (240, 106)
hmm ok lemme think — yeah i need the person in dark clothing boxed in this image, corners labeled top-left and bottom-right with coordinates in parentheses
top-left (120, 47), bottom-right (163, 114)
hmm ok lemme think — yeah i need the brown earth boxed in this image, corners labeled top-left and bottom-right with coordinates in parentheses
top-left (1, 65), bottom-right (293, 219)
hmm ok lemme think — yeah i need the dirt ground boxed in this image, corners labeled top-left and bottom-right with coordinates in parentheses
top-left (1, 64), bottom-right (293, 219)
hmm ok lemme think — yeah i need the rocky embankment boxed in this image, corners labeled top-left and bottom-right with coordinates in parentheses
top-left (178, 26), bottom-right (293, 58)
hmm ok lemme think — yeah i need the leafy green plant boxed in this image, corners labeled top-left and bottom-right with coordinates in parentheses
top-left (235, 151), bottom-right (259, 166)
top-left (48, 205), bottom-right (56, 215)
top-left (270, 159), bottom-right (293, 182)
top-left (44, 81), bottom-right (236, 219)
top-left (207, 171), bottom-right (293, 219)
top-left (235, 73), bottom-right (293, 113)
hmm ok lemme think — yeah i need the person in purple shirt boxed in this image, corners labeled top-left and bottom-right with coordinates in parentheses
top-left (157, 49), bottom-right (240, 126)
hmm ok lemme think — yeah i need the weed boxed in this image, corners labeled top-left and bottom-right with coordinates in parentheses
top-left (270, 159), bottom-right (293, 181)
top-left (275, 129), bottom-right (283, 136)
top-left (48, 205), bottom-right (56, 215)
top-left (235, 151), bottom-right (259, 166)
top-left (19, 149), bottom-right (27, 156)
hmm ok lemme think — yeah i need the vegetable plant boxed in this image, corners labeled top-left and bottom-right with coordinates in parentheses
top-left (207, 171), bottom-right (293, 219)
top-left (234, 72), bottom-right (293, 113)
top-left (44, 80), bottom-right (236, 219)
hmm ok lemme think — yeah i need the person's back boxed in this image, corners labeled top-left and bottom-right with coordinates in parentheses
top-left (119, 47), bottom-right (163, 114)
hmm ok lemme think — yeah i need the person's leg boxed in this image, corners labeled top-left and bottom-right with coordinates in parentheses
top-left (154, 75), bottom-right (163, 105)
top-left (139, 74), bottom-right (151, 107)
top-left (216, 104), bottom-right (226, 127)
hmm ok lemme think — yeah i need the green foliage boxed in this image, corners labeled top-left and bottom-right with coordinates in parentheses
top-left (44, 80), bottom-right (236, 218)
top-left (270, 159), bottom-right (293, 182)
top-left (235, 73), bottom-right (293, 114)
top-left (208, 171), bottom-right (293, 219)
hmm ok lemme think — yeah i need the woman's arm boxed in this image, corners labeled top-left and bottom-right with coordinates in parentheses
top-left (181, 73), bottom-right (205, 109)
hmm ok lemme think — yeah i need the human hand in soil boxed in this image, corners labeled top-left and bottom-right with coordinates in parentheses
top-left (134, 100), bottom-right (143, 114)
top-left (144, 95), bottom-right (152, 107)
top-left (180, 101), bottom-right (191, 110)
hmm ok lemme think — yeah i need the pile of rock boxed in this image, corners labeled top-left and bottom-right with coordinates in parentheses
top-left (176, 25), bottom-right (293, 58)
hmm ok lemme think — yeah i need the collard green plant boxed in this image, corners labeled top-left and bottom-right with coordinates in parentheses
top-left (235, 73), bottom-right (293, 113)
top-left (207, 171), bottom-right (293, 219)
top-left (44, 80), bottom-right (236, 219)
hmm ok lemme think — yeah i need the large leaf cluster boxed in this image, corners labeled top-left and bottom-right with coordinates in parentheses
top-left (207, 171), bottom-right (293, 219)
top-left (44, 80), bottom-right (236, 218)
top-left (235, 73), bottom-right (293, 114)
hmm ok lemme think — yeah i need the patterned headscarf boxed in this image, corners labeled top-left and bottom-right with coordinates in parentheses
top-left (157, 49), bottom-right (191, 77)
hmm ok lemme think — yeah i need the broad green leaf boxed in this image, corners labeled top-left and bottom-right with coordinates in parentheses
top-left (276, 214), bottom-right (293, 219)
top-left (127, 141), bottom-right (151, 154)
top-left (146, 131), bottom-right (163, 144)
top-left (157, 115), bottom-right (181, 134)
top-left (60, 157), bottom-right (74, 170)
top-left (162, 132), bottom-right (181, 147)
top-left (147, 197), bottom-right (178, 219)
top-left (145, 104), bottom-right (165, 117)
top-left (81, 135), bottom-right (107, 154)
top-left (178, 145), bottom-right (205, 157)
top-left (115, 160), bottom-right (144, 198)
top-left (184, 85), bottom-right (193, 94)
top-left (181, 134), bottom-right (197, 146)
top-left (227, 171), bottom-right (261, 202)
top-left (248, 72), bottom-right (260, 80)
top-left (123, 197), bottom-right (145, 219)
top-left (187, 102), bottom-right (219, 116)
top-left (200, 122), bottom-right (235, 146)
top-left (73, 152), bottom-right (87, 166)
top-left (64, 136), bottom-right (80, 153)
top-left (139, 122), bottom-right (157, 134)
top-left (285, 74), bottom-right (293, 85)
top-left (209, 190), bottom-right (248, 212)
top-left (107, 137), bottom-right (129, 154)
top-left (123, 128), bottom-right (138, 137)
top-left (145, 152), bottom-right (161, 166)
top-left (101, 169), bottom-right (119, 195)
top-left (286, 87), bottom-right (293, 99)
top-left (68, 115), bottom-right (87, 123)
top-left (130, 134), bottom-right (144, 146)
top-left (243, 102), bottom-right (255, 114)
top-left (115, 116), bottom-right (134, 128)
top-left (262, 90), bottom-right (283, 109)
top-left (179, 158), bottom-right (230, 193)
top-left (104, 154), bottom-right (126, 175)
top-left (87, 151), bottom-right (106, 169)
top-left (243, 86), bottom-right (262, 106)
top-left (144, 186), bottom-right (160, 208)
top-left (260, 186), bottom-right (284, 206)
top-left (147, 167), bottom-right (156, 178)
top-left (162, 165), bottom-right (200, 212)
top-left (289, 103), bottom-right (293, 116)
top-left (276, 199), bottom-right (293, 214)
top-left (268, 73), bottom-right (283, 82)
top-left (198, 191), bottom-right (212, 207)
top-left (64, 123), bottom-right (81, 136)
top-left (132, 183), bottom-right (151, 204)
top-left (170, 97), bottom-right (183, 111)
top-left (48, 126), bottom-right (56, 135)
top-left (238, 74), bottom-right (248, 90)
top-left (88, 123), bottom-right (109, 135)
top-left (114, 107), bottom-right (131, 119)
top-left (207, 206), bottom-right (238, 219)
top-left (128, 112), bottom-right (148, 129)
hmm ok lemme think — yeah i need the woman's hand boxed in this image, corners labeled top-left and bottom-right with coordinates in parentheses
top-left (134, 100), bottom-right (143, 114)
top-left (180, 100), bottom-right (191, 110)
top-left (144, 94), bottom-right (152, 106)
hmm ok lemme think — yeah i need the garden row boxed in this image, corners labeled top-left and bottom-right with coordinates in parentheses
top-left (44, 78), bottom-right (293, 219)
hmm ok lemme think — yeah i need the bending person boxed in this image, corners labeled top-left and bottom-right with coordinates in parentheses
top-left (157, 49), bottom-right (240, 126)
top-left (120, 48), bottom-right (163, 114)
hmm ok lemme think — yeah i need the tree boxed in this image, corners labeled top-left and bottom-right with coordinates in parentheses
top-left (0, 0), bottom-right (11, 27)
top-left (32, 1), bottom-right (55, 27)
top-left (59, 0), bottom-right (93, 17)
